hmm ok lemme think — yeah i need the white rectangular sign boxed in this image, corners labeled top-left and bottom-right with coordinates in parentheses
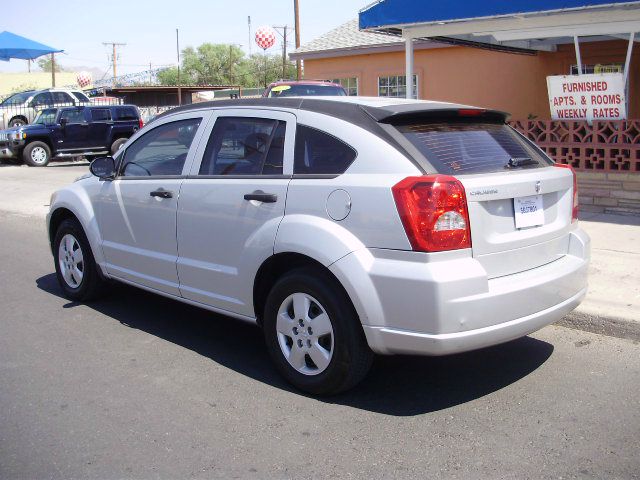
top-left (546, 73), bottom-right (626, 122)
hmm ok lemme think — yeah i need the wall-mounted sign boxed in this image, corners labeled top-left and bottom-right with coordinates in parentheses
top-left (546, 73), bottom-right (626, 122)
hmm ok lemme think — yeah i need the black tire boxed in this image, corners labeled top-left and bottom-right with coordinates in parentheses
top-left (263, 267), bottom-right (373, 395)
top-left (22, 141), bottom-right (51, 167)
top-left (110, 138), bottom-right (128, 155)
top-left (9, 117), bottom-right (27, 128)
top-left (53, 218), bottom-right (106, 301)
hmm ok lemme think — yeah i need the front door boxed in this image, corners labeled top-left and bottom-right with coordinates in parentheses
top-left (58, 108), bottom-right (88, 151)
top-left (177, 109), bottom-right (295, 317)
top-left (95, 112), bottom-right (208, 295)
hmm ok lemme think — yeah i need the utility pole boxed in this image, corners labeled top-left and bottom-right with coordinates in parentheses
top-left (51, 53), bottom-right (55, 87)
top-left (102, 41), bottom-right (126, 87)
top-left (176, 29), bottom-right (182, 106)
top-left (294, 0), bottom-right (301, 80)
top-left (248, 16), bottom-right (252, 55)
top-left (273, 26), bottom-right (289, 80)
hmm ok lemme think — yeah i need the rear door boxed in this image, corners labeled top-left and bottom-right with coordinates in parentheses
top-left (394, 119), bottom-right (574, 278)
top-left (176, 109), bottom-right (295, 316)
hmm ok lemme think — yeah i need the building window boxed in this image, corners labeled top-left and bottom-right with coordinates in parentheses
top-left (570, 63), bottom-right (623, 75)
top-left (378, 74), bottom-right (418, 99)
top-left (332, 77), bottom-right (358, 96)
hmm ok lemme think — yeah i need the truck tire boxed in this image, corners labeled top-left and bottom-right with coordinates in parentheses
top-left (23, 141), bottom-right (51, 167)
top-left (110, 138), bottom-right (128, 155)
top-left (9, 117), bottom-right (27, 128)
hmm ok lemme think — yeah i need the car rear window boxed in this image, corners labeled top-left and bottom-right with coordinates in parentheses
top-left (294, 125), bottom-right (356, 175)
top-left (394, 122), bottom-right (552, 175)
top-left (115, 107), bottom-right (139, 121)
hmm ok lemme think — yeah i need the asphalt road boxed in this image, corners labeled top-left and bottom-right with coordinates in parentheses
top-left (1, 165), bottom-right (639, 479)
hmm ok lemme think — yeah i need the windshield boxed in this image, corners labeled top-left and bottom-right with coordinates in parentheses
top-left (0, 91), bottom-right (34, 106)
top-left (34, 108), bottom-right (58, 125)
top-left (267, 84), bottom-right (346, 98)
top-left (394, 121), bottom-right (552, 175)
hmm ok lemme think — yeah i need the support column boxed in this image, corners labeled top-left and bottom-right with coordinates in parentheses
top-left (574, 36), bottom-right (582, 75)
top-left (405, 34), bottom-right (414, 99)
top-left (624, 32), bottom-right (635, 86)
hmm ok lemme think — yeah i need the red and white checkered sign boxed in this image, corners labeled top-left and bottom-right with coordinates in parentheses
top-left (76, 71), bottom-right (92, 88)
top-left (255, 26), bottom-right (276, 50)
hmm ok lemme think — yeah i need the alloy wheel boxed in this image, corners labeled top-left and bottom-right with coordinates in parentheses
top-left (276, 292), bottom-right (335, 376)
top-left (58, 233), bottom-right (84, 288)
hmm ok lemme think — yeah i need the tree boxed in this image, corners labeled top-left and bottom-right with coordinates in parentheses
top-left (37, 56), bottom-right (63, 72)
top-left (155, 43), bottom-right (296, 88)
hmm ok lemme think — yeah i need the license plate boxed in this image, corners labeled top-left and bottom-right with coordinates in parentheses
top-left (514, 195), bottom-right (544, 229)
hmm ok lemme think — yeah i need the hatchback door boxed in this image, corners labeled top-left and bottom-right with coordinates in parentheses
top-left (95, 112), bottom-right (209, 295)
top-left (176, 109), bottom-right (295, 317)
top-left (394, 119), bottom-right (575, 278)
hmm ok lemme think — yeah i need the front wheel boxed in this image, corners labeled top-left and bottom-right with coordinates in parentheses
top-left (23, 141), bottom-right (51, 167)
top-left (53, 218), bottom-right (106, 301)
top-left (263, 267), bottom-right (373, 395)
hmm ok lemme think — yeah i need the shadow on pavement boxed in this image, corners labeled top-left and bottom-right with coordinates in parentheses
top-left (37, 272), bottom-right (554, 417)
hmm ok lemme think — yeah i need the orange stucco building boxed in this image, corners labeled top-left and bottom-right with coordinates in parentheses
top-left (292, 20), bottom-right (639, 120)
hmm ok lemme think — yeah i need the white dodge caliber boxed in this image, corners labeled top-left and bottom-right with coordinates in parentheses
top-left (47, 97), bottom-right (590, 394)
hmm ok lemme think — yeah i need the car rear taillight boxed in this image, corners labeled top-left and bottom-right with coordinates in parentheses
top-left (392, 175), bottom-right (471, 252)
top-left (138, 118), bottom-right (144, 129)
top-left (554, 163), bottom-right (578, 222)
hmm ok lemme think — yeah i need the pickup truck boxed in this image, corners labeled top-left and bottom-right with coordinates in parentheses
top-left (0, 105), bottom-right (142, 166)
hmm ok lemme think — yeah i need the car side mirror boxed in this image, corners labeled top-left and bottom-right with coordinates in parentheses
top-left (59, 118), bottom-right (67, 128)
top-left (90, 156), bottom-right (116, 180)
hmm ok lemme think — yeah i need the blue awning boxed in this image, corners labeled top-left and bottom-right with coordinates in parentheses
top-left (360, 0), bottom-right (638, 30)
top-left (0, 31), bottom-right (63, 61)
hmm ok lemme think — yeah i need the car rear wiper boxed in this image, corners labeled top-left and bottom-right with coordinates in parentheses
top-left (505, 157), bottom-right (537, 169)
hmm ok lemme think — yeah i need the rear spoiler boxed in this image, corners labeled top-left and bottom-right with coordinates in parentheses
top-left (362, 105), bottom-right (509, 125)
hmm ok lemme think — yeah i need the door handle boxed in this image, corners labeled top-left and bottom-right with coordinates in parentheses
top-left (150, 188), bottom-right (173, 199)
top-left (243, 190), bottom-right (277, 203)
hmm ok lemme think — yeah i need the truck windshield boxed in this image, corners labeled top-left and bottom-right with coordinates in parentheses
top-left (267, 84), bottom-right (346, 97)
top-left (0, 91), bottom-right (33, 106)
top-left (34, 109), bottom-right (58, 125)
top-left (393, 121), bottom-right (552, 175)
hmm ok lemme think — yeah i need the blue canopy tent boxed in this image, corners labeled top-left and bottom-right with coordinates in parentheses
top-left (0, 31), bottom-right (64, 86)
top-left (359, 0), bottom-right (640, 98)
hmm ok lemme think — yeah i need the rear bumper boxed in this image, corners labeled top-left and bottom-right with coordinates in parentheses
top-left (363, 286), bottom-right (586, 356)
top-left (330, 227), bottom-right (590, 356)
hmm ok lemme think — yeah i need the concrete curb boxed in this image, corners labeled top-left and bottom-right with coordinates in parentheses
top-left (557, 310), bottom-right (640, 343)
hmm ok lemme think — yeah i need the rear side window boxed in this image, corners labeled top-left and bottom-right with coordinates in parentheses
top-left (91, 109), bottom-right (111, 121)
top-left (115, 107), bottom-right (139, 121)
top-left (395, 122), bottom-right (551, 175)
top-left (199, 117), bottom-right (285, 175)
top-left (294, 125), bottom-right (356, 175)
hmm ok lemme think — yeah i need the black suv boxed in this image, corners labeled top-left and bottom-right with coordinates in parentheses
top-left (0, 105), bottom-right (142, 166)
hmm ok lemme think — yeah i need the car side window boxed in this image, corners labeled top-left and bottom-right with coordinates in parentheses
top-left (60, 109), bottom-right (86, 124)
top-left (52, 92), bottom-right (74, 105)
top-left (115, 107), bottom-right (138, 121)
top-left (31, 92), bottom-right (53, 107)
top-left (91, 109), bottom-right (111, 121)
top-left (120, 117), bottom-right (201, 177)
top-left (294, 125), bottom-right (357, 175)
top-left (198, 117), bottom-right (285, 175)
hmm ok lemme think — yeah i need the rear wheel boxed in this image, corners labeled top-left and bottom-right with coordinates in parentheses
top-left (110, 138), bottom-right (128, 155)
top-left (22, 141), bottom-right (51, 167)
top-left (53, 218), bottom-right (106, 301)
top-left (263, 267), bottom-right (373, 395)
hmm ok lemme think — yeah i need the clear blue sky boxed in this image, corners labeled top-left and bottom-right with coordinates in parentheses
top-left (1, 0), bottom-right (370, 77)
